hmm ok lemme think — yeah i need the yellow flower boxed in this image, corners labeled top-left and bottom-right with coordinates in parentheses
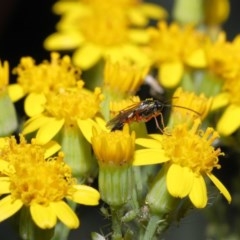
top-left (213, 83), bottom-right (240, 136)
top-left (209, 36), bottom-right (240, 135)
top-left (23, 81), bottom-right (103, 144)
top-left (168, 87), bottom-right (212, 126)
top-left (0, 135), bottom-right (100, 229)
top-left (91, 124), bottom-right (135, 206)
top-left (134, 119), bottom-right (231, 208)
top-left (76, 0), bottom-right (167, 26)
top-left (92, 124), bottom-right (135, 167)
top-left (101, 59), bottom-right (148, 120)
top-left (147, 21), bottom-right (208, 88)
top-left (104, 59), bottom-right (149, 96)
top-left (206, 33), bottom-right (240, 82)
top-left (8, 52), bottom-right (80, 102)
top-left (44, 1), bottom-right (153, 69)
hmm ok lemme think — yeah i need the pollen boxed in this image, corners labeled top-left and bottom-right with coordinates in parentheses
top-left (13, 52), bottom-right (81, 94)
top-left (44, 81), bottom-right (103, 122)
top-left (1, 135), bottom-right (75, 206)
top-left (91, 125), bottom-right (135, 166)
top-left (162, 119), bottom-right (222, 175)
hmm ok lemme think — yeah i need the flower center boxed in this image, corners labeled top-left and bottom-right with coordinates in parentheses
top-left (162, 120), bottom-right (222, 175)
top-left (44, 82), bottom-right (103, 122)
top-left (2, 136), bottom-right (75, 205)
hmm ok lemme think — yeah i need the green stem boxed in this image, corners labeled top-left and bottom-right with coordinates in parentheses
top-left (110, 207), bottom-right (122, 240)
top-left (142, 215), bottom-right (165, 240)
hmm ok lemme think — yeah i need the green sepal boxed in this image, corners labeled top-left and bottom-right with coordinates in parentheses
top-left (99, 165), bottom-right (133, 207)
top-left (146, 164), bottom-right (179, 215)
top-left (57, 124), bottom-right (97, 180)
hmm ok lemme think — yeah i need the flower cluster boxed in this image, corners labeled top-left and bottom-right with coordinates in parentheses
top-left (0, 0), bottom-right (236, 240)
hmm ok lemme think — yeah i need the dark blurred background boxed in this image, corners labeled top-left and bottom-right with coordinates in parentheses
top-left (0, 0), bottom-right (239, 239)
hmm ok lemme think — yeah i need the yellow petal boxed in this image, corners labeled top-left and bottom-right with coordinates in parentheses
top-left (72, 44), bottom-right (102, 69)
top-left (185, 48), bottom-right (207, 68)
top-left (159, 61), bottom-right (183, 88)
top-left (44, 141), bottom-right (61, 159)
top-left (77, 118), bottom-right (98, 143)
top-left (53, 1), bottom-right (82, 14)
top-left (217, 104), bottom-right (240, 136)
top-left (44, 32), bottom-right (84, 50)
top-left (0, 195), bottom-right (23, 222)
top-left (128, 9), bottom-right (148, 26)
top-left (0, 160), bottom-right (10, 175)
top-left (70, 185), bottom-right (100, 206)
top-left (133, 149), bottom-right (169, 166)
top-left (36, 118), bottom-right (65, 144)
top-left (0, 177), bottom-right (10, 194)
top-left (7, 84), bottom-right (25, 102)
top-left (51, 201), bottom-right (79, 229)
top-left (189, 175), bottom-right (207, 208)
top-left (207, 173), bottom-right (231, 203)
top-left (148, 134), bottom-right (164, 142)
top-left (140, 3), bottom-right (168, 19)
top-left (94, 117), bottom-right (108, 131)
top-left (167, 164), bottom-right (194, 197)
top-left (30, 203), bottom-right (56, 229)
top-left (23, 115), bottom-right (53, 135)
top-left (211, 92), bottom-right (230, 110)
top-left (121, 44), bottom-right (150, 65)
top-left (24, 93), bottom-right (46, 117)
top-left (128, 29), bottom-right (150, 44)
top-left (135, 138), bottom-right (162, 149)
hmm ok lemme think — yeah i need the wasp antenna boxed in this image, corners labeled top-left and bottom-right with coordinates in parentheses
top-left (171, 104), bottom-right (201, 116)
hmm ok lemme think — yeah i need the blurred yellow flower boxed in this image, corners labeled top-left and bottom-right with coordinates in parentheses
top-left (44, 0), bottom-right (163, 69)
top-left (101, 59), bottom-right (148, 120)
top-left (134, 119), bottom-right (231, 208)
top-left (0, 135), bottom-right (100, 229)
top-left (204, 0), bottom-right (230, 26)
top-left (206, 33), bottom-right (240, 82)
top-left (53, 0), bottom-right (167, 27)
top-left (104, 59), bottom-right (149, 96)
top-left (147, 21), bottom-right (209, 88)
top-left (208, 35), bottom-right (240, 135)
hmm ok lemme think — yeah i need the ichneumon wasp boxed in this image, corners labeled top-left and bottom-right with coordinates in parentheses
top-left (106, 98), bottom-right (200, 131)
